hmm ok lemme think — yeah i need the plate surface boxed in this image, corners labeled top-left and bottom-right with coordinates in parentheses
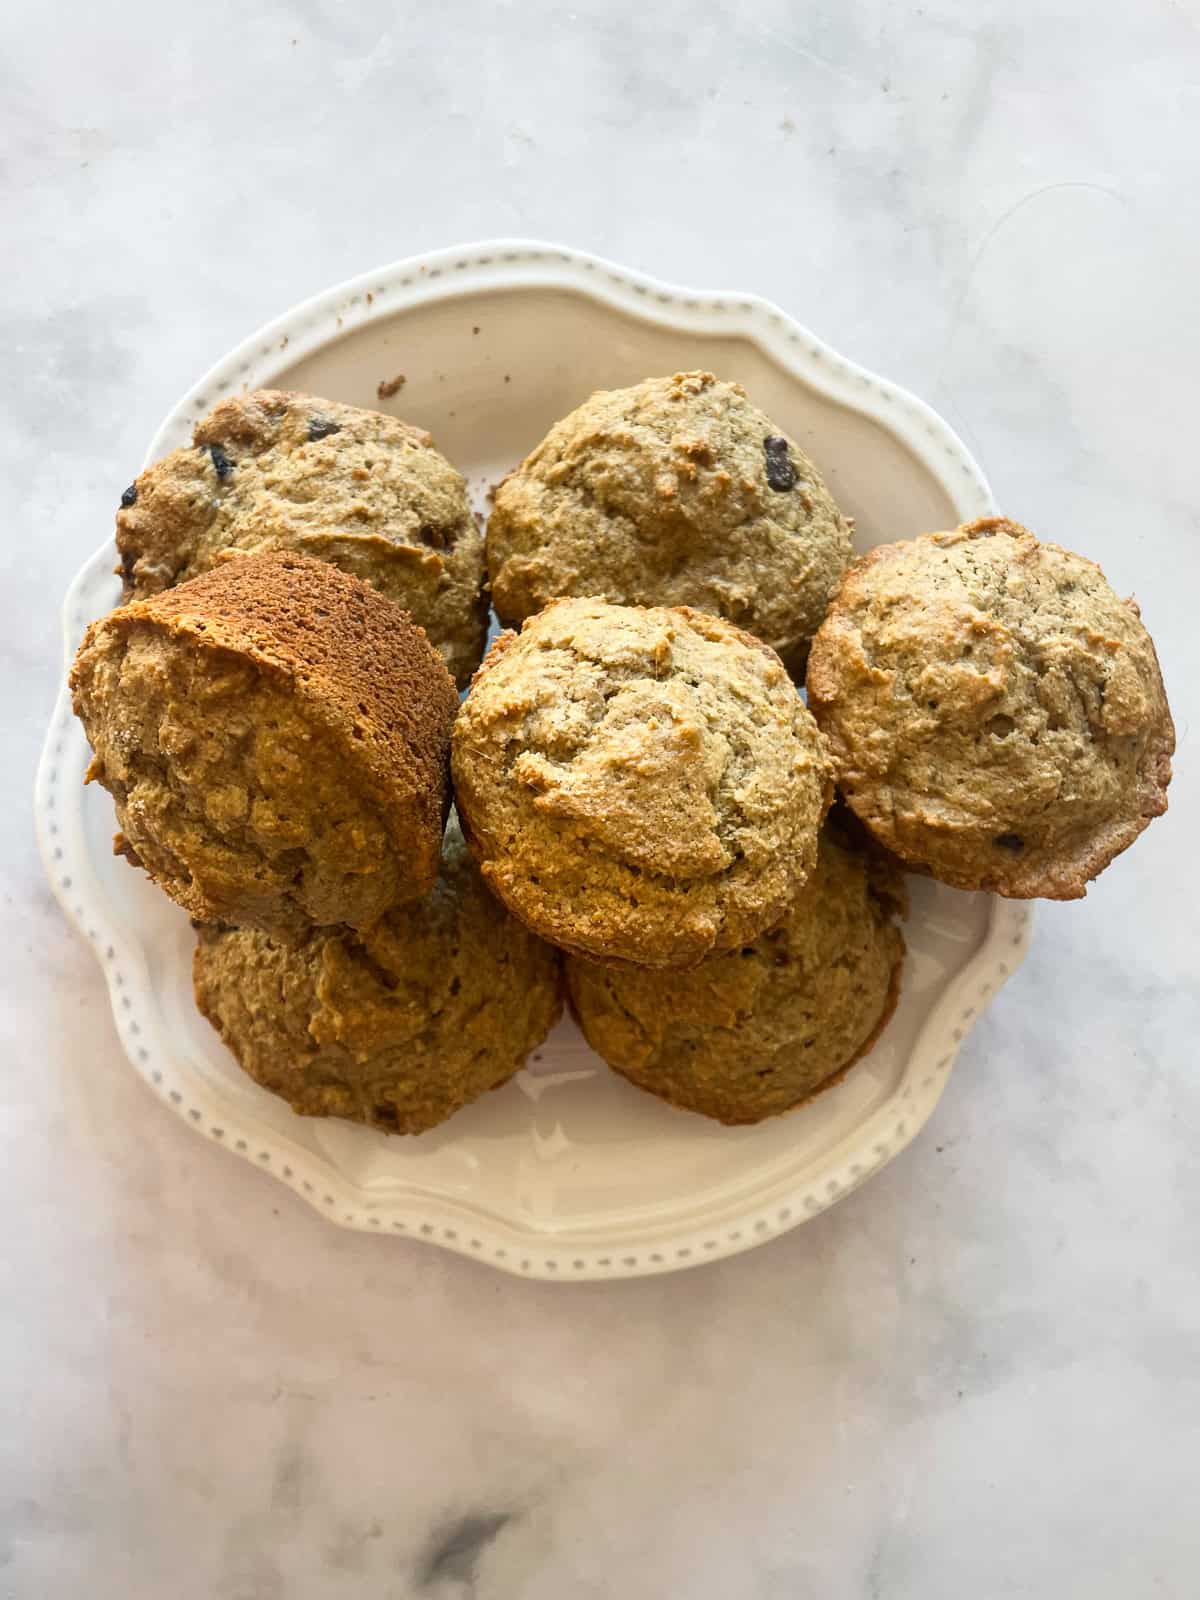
top-left (35, 240), bottom-right (1032, 1280)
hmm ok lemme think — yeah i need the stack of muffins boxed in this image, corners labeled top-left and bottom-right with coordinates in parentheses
top-left (70, 376), bottom-right (1175, 1133)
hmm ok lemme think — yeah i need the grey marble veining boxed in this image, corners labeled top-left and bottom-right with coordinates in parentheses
top-left (3, 2), bottom-right (1199, 1596)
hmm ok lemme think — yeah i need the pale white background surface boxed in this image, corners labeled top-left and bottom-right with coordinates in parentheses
top-left (4, 3), bottom-right (1199, 1596)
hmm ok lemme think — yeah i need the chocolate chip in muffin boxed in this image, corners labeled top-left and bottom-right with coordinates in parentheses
top-left (763, 434), bottom-right (797, 492)
top-left (486, 372), bottom-right (851, 675)
top-left (117, 390), bottom-right (488, 687)
top-left (806, 517), bottom-right (1175, 898)
top-left (207, 443), bottom-right (233, 480)
top-left (120, 484), bottom-right (138, 507)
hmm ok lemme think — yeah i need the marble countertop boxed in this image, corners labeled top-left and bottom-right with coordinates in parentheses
top-left (4, 3), bottom-right (1198, 1596)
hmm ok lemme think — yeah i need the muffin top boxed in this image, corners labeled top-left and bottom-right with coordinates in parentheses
top-left (566, 831), bottom-right (905, 1124)
top-left (116, 389), bottom-right (487, 686)
top-left (487, 370), bottom-right (852, 674)
top-left (70, 551), bottom-right (458, 930)
top-left (86, 549), bottom-right (458, 839)
top-left (194, 819), bottom-right (562, 1134)
top-left (806, 518), bottom-right (1174, 897)
top-left (452, 597), bottom-right (834, 968)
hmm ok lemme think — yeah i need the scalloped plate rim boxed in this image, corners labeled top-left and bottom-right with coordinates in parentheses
top-left (35, 238), bottom-right (1033, 1281)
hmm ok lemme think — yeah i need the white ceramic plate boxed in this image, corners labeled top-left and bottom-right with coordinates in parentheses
top-left (36, 240), bottom-right (1032, 1280)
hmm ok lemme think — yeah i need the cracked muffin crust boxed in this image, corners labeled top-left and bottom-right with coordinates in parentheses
top-left (806, 518), bottom-right (1174, 898)
top-left (486, 371), bottom-right (853, 674)
top-left (566, 831), bottom-right (906, 1124)
top-left (452, 597), bottom-right (834, 969)
top-left (70, 551), bottom-right (459, 934)
top-left (115, 389), bottom-right (487, 686)
top-left (193, 818), bottom-right (562, 1135)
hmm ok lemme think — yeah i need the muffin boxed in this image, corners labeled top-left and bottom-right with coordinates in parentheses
top-left (193, 819), bottom-right (562, 1134)
top-left (487, 370), bottom-right (853, 674)
top-left (567, 832), bottom-right (905, 1125)
top-left (806, 518), bottom-right (1174, 898)
top-left (115, 389), bottom-right (487, 687)
top-left (452, 597), bottom-right (834, 968)
top-left (70, 551), bottom-right (458, 933)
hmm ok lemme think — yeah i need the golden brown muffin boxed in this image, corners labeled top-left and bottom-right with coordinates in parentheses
top-left (806, 518), bottom-right (1174, 898)
top-left (452, 597), bottom-right (834, 969)
top-left (193, 819), bottom-right (562, 1134)
top-left (71, 551), bottom-right (459, 934)
top-left (567, 832), bottom-right (905, 1124)
top-left (115, 389), bottom-right (487, 686)
top-left (486, 371), bottom-right (853, 675)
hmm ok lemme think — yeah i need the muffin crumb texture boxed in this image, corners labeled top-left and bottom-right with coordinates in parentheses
top-left (452, 596), bottom-right (833, 968)
top-left (806, 518), bottom-right (1174, 898)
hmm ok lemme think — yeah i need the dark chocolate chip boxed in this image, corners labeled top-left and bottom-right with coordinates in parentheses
top-left (119, 547), bottom-right (136, 585)
top-left (994, 832), bottom-right (1025, 851)
top-left (763, 434), bottom-right (797, 492)
top-left (120, 484), bottom-right (138, 507)
top-left (207, 443), bottom-right (233, 480)
top-left (307, 417), bottom-right (342, 441)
